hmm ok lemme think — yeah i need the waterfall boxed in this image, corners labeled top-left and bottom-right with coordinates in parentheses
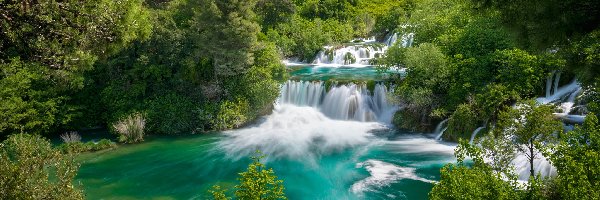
top-left (279, 80), bottom-right (397, 123)
top-left (434, 119), bottom-right (449, 134)
top-left (312, 32), bottom-right (414, 66)
top-left (545, 71), bottom-right (555, 98)
top-left (314, 45), bottom-right (387, 66)
top-left (435, 128), bottom-right (448, 140)
top-left (433, 119), bottom-right (449, 140)
top-left (385, 33), bottom-right (398, 47)
top-left (469, 127), bottom-right (486, 144)
top-left (553, 71), bottom-right (561, 95)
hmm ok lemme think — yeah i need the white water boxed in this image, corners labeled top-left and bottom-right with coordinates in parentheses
top-left (220, 104), bottom-right (385, 162)
top-left (469, 126), bottom-right (486, 144)
top-left (280, 80), bottom-right (398, 123)
top-left (435, 128), bottom-right (448, 140)
top-left (536, 80), bottom-right (585, 124)
top-left (512, 151), bottom-right (557, 180)
top-left (433, 119), bottom-right (449, 140)
top-left (503, 77), bottom-right (584, 181)
top-left (351, 159), bottom-right (435, 194)
top-left (312, 32), bottom-right (414, 67)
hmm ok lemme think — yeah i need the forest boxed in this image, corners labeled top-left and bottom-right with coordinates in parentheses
top-left (1, 0), bottom-right (599, 199)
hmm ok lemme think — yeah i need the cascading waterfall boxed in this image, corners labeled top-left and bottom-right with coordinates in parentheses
top-left (435, 128), bottom-right (448, 140)
top-left (469, 126), bottom-right (486, 144)
top-left (505, 77), bottom-right (586, 181)
top-left (537, 80), bottom-right (585, 124)
top-left (545, 71), bottom-right (555, 98)
top-left (279, 80), bottom-right (397, 123)
top-left (313, 32), bottom-right (414, 66)
top-left (553, 72), bottom-right (561, 96)
top-left (433, 119), bottom-right (449, 140)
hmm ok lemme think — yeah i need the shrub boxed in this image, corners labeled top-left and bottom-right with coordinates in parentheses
top-left (60, 131), bottom-right (82, 143)
top-left (145, 93), bottom-right (198, 134)
top-left (211, 100), bottom-right (249, 130)
top-left (0, 133), bottom-right (83, 199)
top-left (112, 112), bottom-right (146, 143)
top-left (210, 152), bottom-right (286, 200)
top-left (446, 104), bottom-right (479, 141)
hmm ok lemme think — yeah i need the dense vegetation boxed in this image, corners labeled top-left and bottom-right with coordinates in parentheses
top-left (372, 0), bottom-right (600, 199)
top-left (1, 0), bottom-right (599, 199)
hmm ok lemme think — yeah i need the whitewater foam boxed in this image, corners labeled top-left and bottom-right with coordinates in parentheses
top-left (219, 104), bottom-right (386, 161)
top-left (351, 160), bottom-right (434, 194)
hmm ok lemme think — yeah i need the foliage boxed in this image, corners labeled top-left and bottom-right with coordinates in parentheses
top-left (255, 0), bottom-right (296, 31)
top-left (190, 0), bottom-right (260, 77)
top-left (0, 59), bottom-right (63, 136)
top-left (210, 152), bottom-right (286, 200)
top-left (60, 132), bottom-right (82, 143)
top-left (58, 139), bottom-right (117, 154)
top-left (211, 100), bottom-right (250, 131)
top-left (112, 112), bottom-right (146, 143)
top-left (492, 49), bottom-right (544, 96)
top-left (0, 133), bottom-right (83, 200)
top-left (494, 101), bottom-right (563, 178)
top-left (0, 0), bottom-right (151, 136)
top-left (445, 103), bottom-right (479, 141)
top-left (145, 93), bottom-right (199, 134)
top-left (471, 0), bottom-right (600, 50)
top-left (391, 43), bottom-right (450, 130)
top-left (429, 140), bottom-right (521, 200)
top-left (268, 16), bottom-right (354, 61)
top-left (551, 113), bottom-right (600, 199)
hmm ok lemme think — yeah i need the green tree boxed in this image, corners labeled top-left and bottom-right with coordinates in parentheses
top-left (255, 0), bottom-right (296, 31)
top-left (494, 101), bottom-right (563, 178)
top-left (191, 0), bottom-right (260, 77)
top-left (210, 153), bottom-right (286, 200)
top-left (0, 0), bottom-right (151, 136)
top-left (391, 43), bottom-right (450, 130)
top-left (429, 140), bottom-right (521, 200)
top-left (0, 133), bottom-right (83, 200)
top-left (551, 113), bottom-right (600, 199)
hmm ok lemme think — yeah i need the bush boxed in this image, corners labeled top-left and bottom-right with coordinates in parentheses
top-left (446, 104), bottom-right (479, 141)
top-left (0, 133), bottom-right (83, 199)
top-left (59, 139), bottom-right (117, 154)
top-left (60, 131), bottom-right (82, 143)
top-left (211, 100), bottom-right (250, 130)
top-left (112, 112), bottom-right (146, 143)
top-left (210, 152), bottom-right (286, 200)
top-left (145, 93), bottom-right (198, 134)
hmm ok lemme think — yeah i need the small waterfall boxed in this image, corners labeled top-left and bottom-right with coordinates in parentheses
top-left (435, 128), bottom-right (448, 140)
top-left (279, 80), bottom-right (397, 123)
top-left (433, 119), bottom-right (449, 140)
top-left (313, 32), bottom-right (414, 66)
top-left (553, 72), bottom-right (561, 95)
top-left (469, 127), bottom-right (486, 144)
top-left (400, 33), bottom-right (414, 48)
top-left (434, 119), bottom-right (449, 134)
top-left (314, 45), bottom-right (387, 66)
top-left (545, 71), bottom-right (555, 98)
top-left (385, 33), bottom-right (398, 47)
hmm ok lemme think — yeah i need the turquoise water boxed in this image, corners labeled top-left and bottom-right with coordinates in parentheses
top-left (76, 131), bottom-right (456, 199)
top-left (288, 65), bottom-right (404, 82)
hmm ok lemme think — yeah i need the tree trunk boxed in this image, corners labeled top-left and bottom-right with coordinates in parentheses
top-left (529, 142), bottom-right (535, 177)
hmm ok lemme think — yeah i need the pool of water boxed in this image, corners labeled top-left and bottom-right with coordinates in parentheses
top-left (76, 106), bottom-right (455, 200)
top-left (288, 65), bottom-right (405, 82)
